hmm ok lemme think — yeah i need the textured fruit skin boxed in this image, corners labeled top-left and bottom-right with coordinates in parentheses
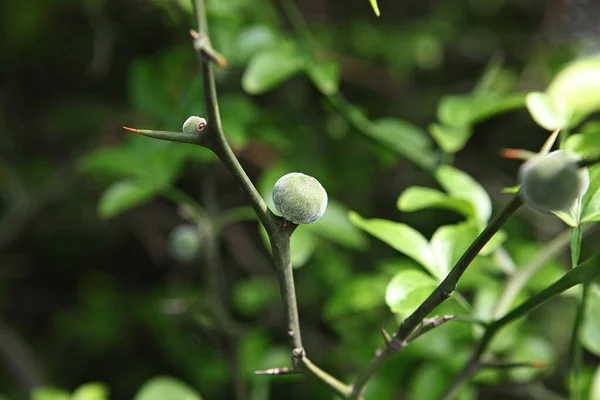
top-left (272, 172), bottom-right (328, 224)
top-left (518, 150), bottom-right (589, 212)
top-left (168, 224), bottom-right (202, 263)
top-left (182, 116), bottom-right (205, 135)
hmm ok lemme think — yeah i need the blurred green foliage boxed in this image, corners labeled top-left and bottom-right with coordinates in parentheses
top-left (3, 0), bottom-right (600, 399)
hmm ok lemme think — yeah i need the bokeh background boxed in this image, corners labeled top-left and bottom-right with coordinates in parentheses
top-left (2, 0), bottom-right (600, 399)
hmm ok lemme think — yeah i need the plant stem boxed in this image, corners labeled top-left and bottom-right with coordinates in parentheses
top-left (350, 195), bottom-right (523, 398)
top-left (569, 224), bottom-right (585, 400)
top-left (442, 252), bottom-right (600, 399)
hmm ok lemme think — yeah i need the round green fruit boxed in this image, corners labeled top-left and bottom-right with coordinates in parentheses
top-left (272, 172), bottom-right (328, 224)
top-left (182, 116), bottom-right (206, 135)
top-left (168, 224), bottom-right (202, 263)
top-left (518, 150), bottom-right (589, 212)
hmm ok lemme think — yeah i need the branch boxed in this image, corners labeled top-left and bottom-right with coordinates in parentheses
top-left (441, 253), bottom-right (600, 400)
top-left (349, 194), bottom-right (523, 398)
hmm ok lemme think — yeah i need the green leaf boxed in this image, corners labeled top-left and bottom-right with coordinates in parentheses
top-left (30, 388), bottom-right (70, 400)
top-left (507, 335), bottom-right (555, 382)
top-left (407, 364), bottom-right (449, 400)
top-left (429, 123), bottom-right (471, 154)
top-left (242, 43), bottom-right (304, 94)
top-left (72, 383), bottom-right (109, 400)
top-left (368, 0), bottom-right (380, 16)
top-left (369, 118), bottom-right (436, 170)
top-left (79, 147), bottom-right (150, 180)
top-left (98, 180), bottom-right (162, 219)
top-left (134, 377), bottom-right (202, 400)
top-left (233, 277), bottom-right (276, 317)
top-left (385, 269), bottom-right (436, 316)
top-left (546, 56), bottom-right (600, 126)
top-left (306, 61), bottom-right (341, 96)
top-left (525, 91), bottom-right (567, 131)
top-left (324, 274), bottom-right (388, 319)
top-left (581, 285), bottom-right (600, 356)
top-left (591, 363), bottom-right (600, 400)
top-left (435, 165), bottom-right (492, 223)
top-left (397, 186), bottom-right (475, 218)
top-left (307, 200), bottom-right (368, 250)
top-left (349, 211), bottom-right (433, 271)
top-left (581, 165), bottom-right (600, 224)
top-left (565, 123), bottom-right (600, 158)
top-left (430, 222), bottom-right (479, 279)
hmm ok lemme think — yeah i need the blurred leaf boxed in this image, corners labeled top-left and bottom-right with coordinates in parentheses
top-left (72, 383), bottom-right (109, 400)
top-left (430, 222), bottom-right (479, 279)
top-left (397, 186), bottom-right (474, 218)
top-left (306, 60), bottom-right (341, 96)
top-left (324, 274), bottom-right (388, 319)
top-left (565, 122), bottom-right (600, 158)
top-left (525, 92), bottom-right (567, 131)
top-left (581, 285), bottom-right (600, 356)
top-left (30, 388), bottom-right (70, 400)
top-left (580, 165), bottom-right (600, 224)
top-left (507, 335), bottom-right (554, 382)
top-left (242, 43), bottom-right (304, 94)
top-left (591, 363), bottom-right (600, 400)
top-left (98, 180), bottom-right (162, 219)
top-left (435, 165), bottom-right (492, 223)
top-left (308, 200), bottom-right (368, 250)
top-left (80, 147), bottom-right (150, 180)
top-left (349, 211), bottom-right (433, 271)
top-left (370, 118), bottom-right (436, 170)
top-left (235, 25), bottom-right (278, 63)
top-left (407, 364), bottom-right (448, 400)
top-left (134, 376), bottom-right (202, 400)
top-left (233, 277), bottom-right (276, 317)
top-left (547, 55), bottom-right (600, 127)
top-left (429, 123), bottom-right (471, 154)
top-left (368, 0), bottom-right (380, 16)
top-left (385, 269), bottom-right (436, 316)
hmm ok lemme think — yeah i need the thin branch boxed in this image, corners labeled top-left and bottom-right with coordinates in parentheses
top-left (441, 253), bottom-right (600, 399)
top-left (349, 195), bottom-right (523, 398)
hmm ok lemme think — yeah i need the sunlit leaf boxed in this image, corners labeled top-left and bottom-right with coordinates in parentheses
top-left (429, 123), bottom-right (471, 154)
top-left (591, 363), bottom-right (600, 400)
top-left (385, 269), bottom-right (436, 316)
top-left (349, 211), bottom-right (433, 271)
top-left (430, 222), bottom-right (479, 279)
top-left (581, 285), bottom-right (600, 356)
top-left (324, 274), bottom-right (388, 319)
top-left (525, 91), bottom-right (567, 131)
top-left (134, 376), bottom-right (203, 400)
top-left (306, 60), bottom-right (341, 96)
top-left (580, 165), bottom-right (600, 224)
top-left (368, 0), bottom-right (380, 16)
top-left (31, 388), bottom-right (70, 400)
top-left (397, 186), bottom-right (475, 218)
top-left (435, 165), bottom-right (492, 223)
top-left (72, 383), bottom-right (109, 400)
top-left (547, 55), bottom-right (600, 127)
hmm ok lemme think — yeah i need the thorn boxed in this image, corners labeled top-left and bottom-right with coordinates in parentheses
top-left (500, 148), bottom-right (536, 160)
top-left (380, 328), bottom-right (392, 344)
top-left (123, 126), bottom-right (141, 133)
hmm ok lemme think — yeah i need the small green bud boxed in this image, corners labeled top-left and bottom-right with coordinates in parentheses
top-left (168, 224), bottom-right (202, 263)
top-left (182, 116), bottom-right (207, 135)
top-left (518, 150), bottom-right (590, 212)
top-left (272, 172), bottom-right (328, 224)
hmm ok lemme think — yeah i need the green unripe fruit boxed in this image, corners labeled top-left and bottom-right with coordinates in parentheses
top-left (272, 172), bottom-right (328, 224)
top-left (182, 116), bottom-right (207, 135)
top-left (518, 150), bottom-right (589, 212)
top-left (168, 224), bottom-right (202, 263)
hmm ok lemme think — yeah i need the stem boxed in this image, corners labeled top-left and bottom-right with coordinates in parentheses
top-left (301, 357), bottom-right (352, 398)
top-left (269, 224), bottom-right (303, 353)
top-left (192, 0), bottom-right (277, 233)
top-left (350, 195), bottom-right (523, 398)
top-left (569, 224), bottom-right (585, 400)
top-left (442, 253), bottom-right (600, 399)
